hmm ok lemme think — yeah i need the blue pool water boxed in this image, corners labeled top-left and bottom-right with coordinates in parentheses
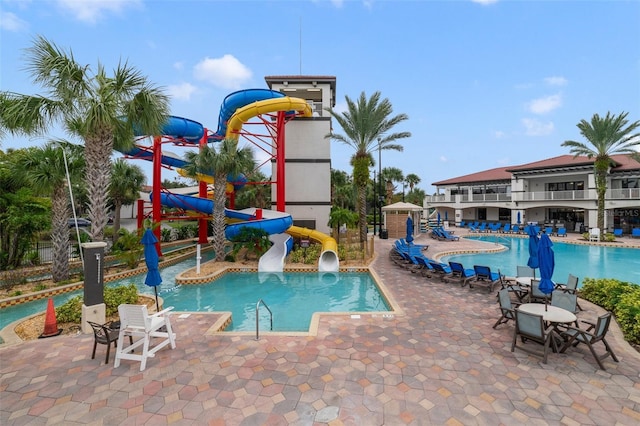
top-left (0, 252), bottom-right (389, 335)
top-left (444, 236), bottom-right (640, 286)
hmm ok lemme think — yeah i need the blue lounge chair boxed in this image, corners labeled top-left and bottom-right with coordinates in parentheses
top-left (544, 226), bottom-right (553, 235)
top-left (510, 225), bottom-right (521, 234)
top-left (435, 227), bottom-right (459, 241)
top-left (477, 223), bottom-right (487, 233)
top-left (428, 261), bottom-right (453, 280)
top-left (556, 227), bottom-right (567, 237)
top-left (447, 261), bottom-right (476, 286)
top-left (459, 221), bottom-right (466, 228)
top-left (633, 228), bottom-right (640, 238)
top-left (468, 265), bottom-right (502, 293)
top-left (613, 228), bottom-right (623, 238)
top-left (500, 223), bottom-right (511, 233)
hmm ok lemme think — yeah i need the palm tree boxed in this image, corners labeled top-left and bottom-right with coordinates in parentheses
top-left (326, 91), bottom-right (411, 245)
top-left (381, 167), bottom-right (404, 203)
top-left (16, 142), bottom-right (84, 282)
top-left (183, 139), bottom-right (255, 262)
top-left (0, 35), bottom-right (170, 242)
top-left (562, 112), bottom-right (640, 234)
top-left (331, 169), bottom-right (356, 210)
top-left (405, 173), bottom-right (421, 192)
top-left (109, 159), bottom-right (146, 242)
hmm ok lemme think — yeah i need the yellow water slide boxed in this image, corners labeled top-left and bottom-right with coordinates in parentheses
top-left (225, 97), bottom-right (313, 139)
top-left (287, 226), bottom-right (339, 272)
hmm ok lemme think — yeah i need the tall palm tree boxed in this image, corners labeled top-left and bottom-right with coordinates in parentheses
top-left (326, 91), bottom-right (411, 245)
top-left (0, 35), bottom-right (170, 242)
top-left (405, 173), bottom-right (421, 192)
top-left (183, 139), bottom-right (255, 262)
top-left (381, 167), bottom-right (404, 203)
top-left (109, 159), bottom-right (146, 242)
top-left (16, 142), bottom-right (84, 282)
top-left (562, 111), bottom-right (640, 234)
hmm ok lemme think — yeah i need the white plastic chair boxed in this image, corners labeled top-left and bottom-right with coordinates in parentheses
top-left (589, 228), bottom-right (600, 242)
top-left (114, 304), bottom-right (176, 371)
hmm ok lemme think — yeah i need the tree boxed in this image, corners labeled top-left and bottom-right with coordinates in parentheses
top-left (15, 142), bottom-right (84, 281)
top-left (405, 188), bottom-right (426, 206)
top-left (0, 35), bottom-right (170, 242)
top-left (405, 173), bottom-right (421, 192)
top-left (562, 112), bottom-right (640, 234)
top-left (0, 149), bottom-right (51, 270)
top-left (109, 159), bottom-right (146, 242)
top-left (183, 139), bottom-right (255, 262)
top-left (331, 169), bottom-right (356, 210)
top-left (234, 170), bottom-right (271, 210)
top-left (328, 206), bottom-right (358, 245)
top-left (326, 91), bottom-right (411, 245)
top-left (381, 167), bottom-right (404, 203)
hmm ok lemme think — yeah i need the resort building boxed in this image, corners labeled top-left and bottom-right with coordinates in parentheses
top-left (424, 154), bottom-right (640, 235)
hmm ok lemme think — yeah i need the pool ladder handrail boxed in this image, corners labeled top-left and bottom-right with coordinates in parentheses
top-left (256, 299), bottom-right (273, 340)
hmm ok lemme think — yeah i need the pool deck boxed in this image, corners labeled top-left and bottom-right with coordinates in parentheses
top-left (1, 231), bottom-right (640, 425)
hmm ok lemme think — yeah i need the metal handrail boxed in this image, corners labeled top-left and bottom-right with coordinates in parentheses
top-left (255, 299), bottom-right (273, 340)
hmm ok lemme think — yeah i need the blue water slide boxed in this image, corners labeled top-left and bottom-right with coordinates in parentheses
top-left (132, 115), bottom-right (205, 143)
top-left (156, 193), bottom-right (292, 239)
top-left (210, 89), bottom-right (286, 141)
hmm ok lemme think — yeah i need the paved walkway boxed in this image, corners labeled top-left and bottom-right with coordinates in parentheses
top-left (1, 232), bottom-right (640, 425)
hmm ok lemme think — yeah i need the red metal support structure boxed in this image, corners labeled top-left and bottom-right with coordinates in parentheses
top-left (198, 131), bottom-right (209, 244)
top-left (152, 135), bottom-right (163, 256)
top-left (276, 111), bottom-right (286, 212)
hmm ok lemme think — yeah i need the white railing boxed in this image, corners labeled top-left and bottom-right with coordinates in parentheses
top-left (607, 188), bottom-right (640, 199)
top-left (516, 190), bottom-right (587, 201)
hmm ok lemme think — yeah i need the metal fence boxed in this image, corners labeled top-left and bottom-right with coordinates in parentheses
top-left (26, 240), bottom-right (81, 265)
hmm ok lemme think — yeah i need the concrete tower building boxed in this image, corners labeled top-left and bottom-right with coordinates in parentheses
top-left (264, 75), bottom-right (336, 235)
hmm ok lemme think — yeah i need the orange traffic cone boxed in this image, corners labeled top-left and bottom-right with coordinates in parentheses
top-left (39, 298), bottom-right (62, 338)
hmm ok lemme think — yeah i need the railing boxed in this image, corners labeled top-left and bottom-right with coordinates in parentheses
top-left (256, 299), bottom-right (273, 340)
top-left (607, 188), bottom-right (640, 200)
top-left (517, 190), bottom-right (588, 201)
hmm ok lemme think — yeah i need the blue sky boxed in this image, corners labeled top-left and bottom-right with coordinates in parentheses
top-left (1, 0), bottom-right (639, 194)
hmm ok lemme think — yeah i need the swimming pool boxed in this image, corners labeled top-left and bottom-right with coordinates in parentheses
top-left (444, 236), bottom-right (640, 286)
top-left (0, 252), bottom-right (389, 336)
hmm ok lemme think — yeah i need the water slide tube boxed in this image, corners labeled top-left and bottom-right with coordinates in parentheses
top-left (287, 226), bottom-right (339, 272)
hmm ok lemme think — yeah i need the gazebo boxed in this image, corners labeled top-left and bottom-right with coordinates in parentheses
top-left (381, 202), bottom-right (424, 239)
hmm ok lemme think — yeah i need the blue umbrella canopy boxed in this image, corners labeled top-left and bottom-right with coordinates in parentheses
top-left (141, 228), bottom-right (162, 310)
top-left (437, 212), bottom-right (441, 226)
top-left (526, 225), bottom-right (539, 272)
top-left (537, 232), bottom-right (555, 296)
top-left (406, 215), bottom-right (414, 243)
top-left (516, 212), bottom-right (521, 224)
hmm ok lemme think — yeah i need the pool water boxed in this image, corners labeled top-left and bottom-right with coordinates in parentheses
top-left (444, 236), bottom-right (640, 286)
top-left (0, 251), bottom-right (389, 335)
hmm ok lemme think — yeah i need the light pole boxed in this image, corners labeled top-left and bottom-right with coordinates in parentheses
top-left (372, 170), bottom-right (377, 236)
top-left (378, 138), bottom-right (383, 236)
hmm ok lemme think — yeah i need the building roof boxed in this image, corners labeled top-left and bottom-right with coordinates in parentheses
top-left (432, 167), bottom-right (513, 186)
top-left (381, 201), bottom-right (423, 211)
top-left (433, 154), bottom-right (640, 186)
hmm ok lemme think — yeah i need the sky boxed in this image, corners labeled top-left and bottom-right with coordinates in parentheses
top-left (1, 0), bottom-right (639, 194)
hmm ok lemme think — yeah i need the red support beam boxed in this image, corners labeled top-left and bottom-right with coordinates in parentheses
top-left (152, 135), bottom-right (163, 256)
top-left (276, 111), bottom-right (286, 212)
top-left (198, 131), bottom-right (209, 244)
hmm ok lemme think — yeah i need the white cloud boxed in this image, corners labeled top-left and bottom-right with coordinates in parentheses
top-left (440, 156), bottom-right (448, 162)
top-left (522, 118), bottom-right (554, 136)
top-left (0, 11), bottom-right (28, 31)
top-left (494, 130), bottom-right (506, 139)
top-left (173, 62), bottom-right (184, 71)
top-left (527, 93), bottom-right (562, 114)
top-left (193, 54), bottom-right (252, 90)
top-left (55, 0), bottom-right (142, 24)
top-left (166, 82), bottom-right (197, 102)
top-left (544, 76), bottom-right (568, 86)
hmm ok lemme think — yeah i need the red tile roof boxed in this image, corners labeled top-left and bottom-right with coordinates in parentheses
top-left (433, 154), bottom-right (640, 186)
top-left (432, 167), bottom-right (513, 186)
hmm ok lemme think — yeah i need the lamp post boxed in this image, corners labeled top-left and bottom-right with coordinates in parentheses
top-left (372, 169), bottom-right (377, 236)
top-left (378, 138), bottom-right (383, 235)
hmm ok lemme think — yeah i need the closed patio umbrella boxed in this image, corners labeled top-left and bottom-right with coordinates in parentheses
top-left (445, 211), bottom-right (448, 221)
top-left (437, 212), bottom-right (441, 226)
top-left (526, 225), bottom-right (539, 278)
top-left (516, 212), bottom-right (521, 225)
top-left (141, 228), bottom-right (162, 312)
top-left (406, 214), bottom-right (414, 244)
top-left (537, 232), bottom-right (555, 310)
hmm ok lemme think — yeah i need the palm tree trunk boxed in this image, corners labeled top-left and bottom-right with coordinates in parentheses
top-left (51, 185), bottom-right (70, 282)
top-left (595, 159), bottom-right (609, 233)
top-left (213, 173), bottom-right (227, 262)
top-left (358, 184), bottom-right (367, 248)
top-left (85, 131), bottom-right (113, 242)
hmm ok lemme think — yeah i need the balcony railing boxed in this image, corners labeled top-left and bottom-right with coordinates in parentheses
top-left (607, 188), bottom-right (640, 200)
top-left (425, 188), bottom-right (640, 205)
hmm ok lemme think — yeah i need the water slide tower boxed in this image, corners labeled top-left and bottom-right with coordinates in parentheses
top-left (264, 75), bottom-right (336, 235)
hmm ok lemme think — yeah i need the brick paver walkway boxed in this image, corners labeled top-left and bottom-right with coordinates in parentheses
top-left (1, 232), bottom-right (639, 425)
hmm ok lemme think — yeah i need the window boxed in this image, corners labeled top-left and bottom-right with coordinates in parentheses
top-left (547, 181), bottom-right (584, 191)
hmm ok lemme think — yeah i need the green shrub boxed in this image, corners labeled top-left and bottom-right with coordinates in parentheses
top-left (289, 243), bottom-right (321, 264)
top-left (56, 283), bottom-right (139, 323)
top-left (616, 290), bottom-right (640, 345)
top-left (579, 278), bottom-right (640, 345)
top-left (580, 278), bottom-right (634, 312)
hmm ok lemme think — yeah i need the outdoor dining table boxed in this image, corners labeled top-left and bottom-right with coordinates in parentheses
top-left (515, 277), bottom-right (535, 286)
top-left (517, 303), bottom-right (577, 352)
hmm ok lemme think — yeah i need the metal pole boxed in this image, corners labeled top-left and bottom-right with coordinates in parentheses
top-left (372, 170), bottom-right (377, 236)
top-left (62, 146), bottom-right (84, 268)
top-left (378, 138), bottom-right (383, 233)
